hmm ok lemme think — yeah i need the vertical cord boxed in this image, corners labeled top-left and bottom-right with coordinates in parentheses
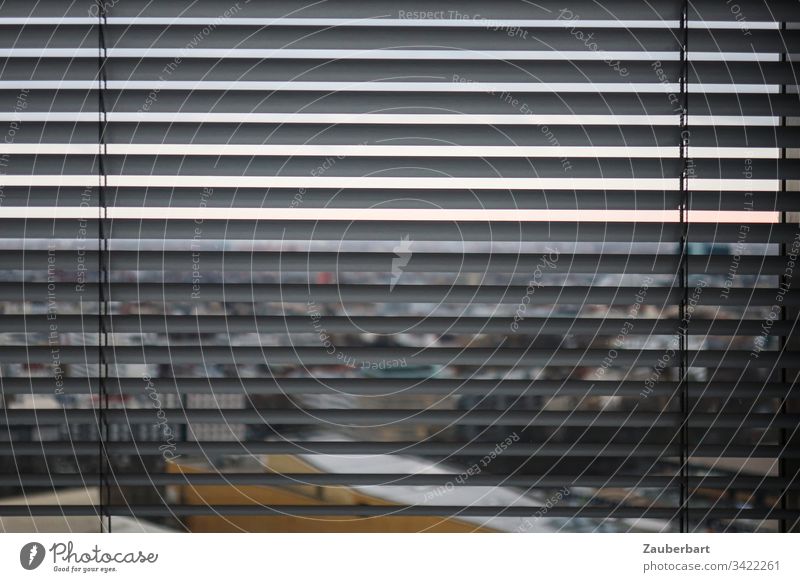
top-left (96, 0), bottom-right (110, 534)
top-left (778, 21), bottom-right (788, 534)
top-left (678, 0), bottom-right (690, 534)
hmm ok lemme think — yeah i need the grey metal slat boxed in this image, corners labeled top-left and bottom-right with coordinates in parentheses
top-left (1, 314), bottom-right (794, 336)
top-left (2, 409), bottom-right (797, 428)
top-left (2, 346), bottom-right (795, 368)
top-left (0, 0), bottom-right (681, 21)
top-left (7, 26), bottom-right (798, 53)
top-left (0, 504), bottom-right (796, 519)
top-left (0, 25), bottom-right (680, 52)
top-left (7, 188), bottom-right (799, 211)
top-left (100, 91), bottom-right (800, 117)
top-left (0, 378), bottom-right (794, 399)
top-left (7, 0), bottom-right (794, 22)
top-left (0, 441), bottom-right (789, 458)
top-left (4, 90), bottom-right (796, 116)
top-left (0, 473), bottom-right (666, 488)
top-left (0, 283), bottom-right (789, 305)
top-left (0, 505), bottom-right (678, 519)
top-left (5, 57), bottom-right (797, 85)
top-left (2, 154), bottom-right (797, 180)
top-left (4, 473), bottom-right (796, 489)
top-left (0, 251), bottom-right (789, 275)
top-left (12, 123), bottom-right (800, 148)
top-left (0, 219), bottom-right (792, 243)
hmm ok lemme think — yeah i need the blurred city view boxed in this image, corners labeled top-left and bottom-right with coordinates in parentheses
top-left (0, 235), bottom-right (784, 533)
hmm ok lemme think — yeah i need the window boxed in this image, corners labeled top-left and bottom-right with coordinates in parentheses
top-left (0, 0), bottom-right (797, 534)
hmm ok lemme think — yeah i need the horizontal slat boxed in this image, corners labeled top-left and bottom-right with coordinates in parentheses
top-left (0, 378), bottom-right (794, 399)
top-left (0, 251), bottom-right (790, 275)
top-left (3, 473), bottom-right (796, 489)
top-left (3, 0), bottom-right (797, 21)
top-left (0, 220), bottom-right (793, 243)
top-left (4, 26), bottom-right (799, 53)
top-left (0, 0), bottom-right (675, 20)
top-left (4, 187), bottom-right (797, 211)
top-left (3, 58), bottom-right (797, 85)
top-left (2, 154), bottom-right (797, 179)
top-left (0, 473), bottom-right (625, 488)
top-left (2, 409), bottom-right (797, 427)
top-left (0, 504), bottom-right (795, 520)
top-left (1, 347), bottom-right (794, 368)
top-left (0, 474), bottom-right (653, 488)
top-left (0, 441), bottom-right (791, 458)
top-left (0, 283), bottom-right (790, 305)
top-left (0, 315), bottom-right (794, 336)
top-left (8, 123), bottom-right (800, 148)
top-left (3, 90), bottom-right (798, 116)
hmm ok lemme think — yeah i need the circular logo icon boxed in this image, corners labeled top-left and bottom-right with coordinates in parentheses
top-left (20, 542), bottom-right (46, 570)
